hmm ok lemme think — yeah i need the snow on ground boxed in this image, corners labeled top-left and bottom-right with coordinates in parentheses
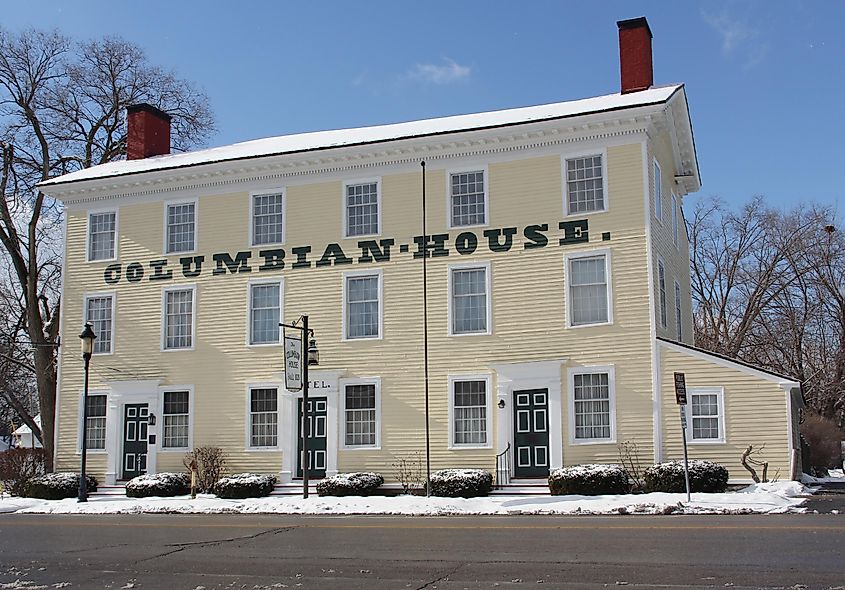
top-left (801, 468), bottom-right (844, 484)
top-left (0, 481), bottom-right (808, 516)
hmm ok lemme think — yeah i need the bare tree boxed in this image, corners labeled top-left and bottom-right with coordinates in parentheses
top-left (0, 28), bottom-right (215, 470)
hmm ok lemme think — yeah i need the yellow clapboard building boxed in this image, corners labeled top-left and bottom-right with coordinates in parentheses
top-left (41, 18), bottom-right (802, 487)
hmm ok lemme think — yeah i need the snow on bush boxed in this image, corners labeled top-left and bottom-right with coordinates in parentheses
top-left (125, 472), bottom-right (190, 498)
top-left (316, 472), bottom-right (384, 497)
top-left (644, 460), bottom-right (729, 493)
top-left (548, 464), bottom-right (629, 496)
top-left (213, 473), bottom-right (277, 499)
top-left (428, 469), bottom-right (492, 498)
top-left (25, 472), bottom-right (98, 500)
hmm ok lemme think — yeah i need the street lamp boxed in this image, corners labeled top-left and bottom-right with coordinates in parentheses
top-left (78, 323), bottom-right (96, 502)
top-left (307, 336), bottom-right (319, 366)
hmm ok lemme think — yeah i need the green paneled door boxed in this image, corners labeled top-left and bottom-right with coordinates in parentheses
top-left (296, 397), bottom-right (327, 479)
top-left (513, 389), bottom-right (550, 478)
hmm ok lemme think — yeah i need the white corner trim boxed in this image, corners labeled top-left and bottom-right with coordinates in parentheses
top-left (644, 140), bottom-right (663, 463)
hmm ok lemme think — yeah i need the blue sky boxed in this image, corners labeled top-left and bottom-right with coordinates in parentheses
top-left (5, 1), bottom-right (843, 211)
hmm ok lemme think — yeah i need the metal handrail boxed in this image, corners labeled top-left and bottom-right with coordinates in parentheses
top-left (495, 442), bottom-right (511, 489)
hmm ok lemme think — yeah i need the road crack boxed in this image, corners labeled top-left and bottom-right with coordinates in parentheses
top-left (415, 562), bottom-right (464, 590)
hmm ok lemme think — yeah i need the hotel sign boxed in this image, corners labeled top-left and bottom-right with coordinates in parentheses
top-left (284, 334), bottom-right (303, 392)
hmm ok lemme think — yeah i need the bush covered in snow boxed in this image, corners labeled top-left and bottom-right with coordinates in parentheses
top-left (125, 472), bottom-right (190, 498)
top-left (548, 464), bottom-right (629, 496)
top-left (213, 473), bottom-right (277, 499)
top-left (24, 472), bottom-right (98, 500)
top-left (644, 460), bottom-right (729, 493)
top-left (316, 472), bottom-right (384, 497)
top-left (428, 469), bottom-right (493, 498)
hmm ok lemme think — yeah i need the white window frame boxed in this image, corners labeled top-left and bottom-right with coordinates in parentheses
top-left (158, 385), bottom-right (193, 451)
top-left (447, 373), bottom-right (493, 449)
top-left (342, 268), bottom-right (384, 341)
top-left (671, 193), bottom-right (679, 247)
top-left (563, 248), bottom-right (613, 329)
top-left (163, 198), bottom-right (198, 255)
top-left (446, 165), bottom-right (489, 229)
top-left (245, 383), bottom-right (281, 450)
top-left (658, 259), bottom-right (668, 328)
top-left (77, 390), bottom-right (109, 453)
top-left (86, 209), bottom-right (118, 262)
top-left (342, 178), bottom-right (381, 238)
top-left (161, 284), bottom-right (197, 352)
top-left (685, 387), bottom-right (726, 444)
top-left (246, 278), bottom-right (284, 346)
top-left (653, 159), bottom-right (663, 222)
top-left (567, 365), bottom-right (617, 445)
top-left (340, 377), bottom-right (382, 450)
top-left (674, 279), bottom-right (683, 341)
top-left (562, 149), bottom-right (609, 217)
top-left (249, 189), bottom-right (286, 247)
top-left (448, 261), bottom-right (492, 337)
top-left (83, 291), bottom-right (116, 356)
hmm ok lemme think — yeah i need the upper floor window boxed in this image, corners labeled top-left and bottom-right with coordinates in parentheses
top-left (344, 272), bottom-right (381, 340)
top-left (163, 287), bottom-right (195, 350)
top-left (343, 382), bottom-right (378, 448)
top-left (345, 181), bottom-right (379, 237)
top-left (85, 394), bottom-right (107, 450)
top-left (567, 252), bottom-right (610, 327)
top-left (249, 387), bottom-right (278, 448)
top-left (249, 281), bottom-right (282, 345)
top-left (88, 212), bottom-right (116, 261)
top-left (674, 280), bottom-right (683, 341)
top-left (85, 294), bottom-right (114, 354)
top-left (450, 264), bottom-right (490, 335)
top-left (162, 390), bottom-right (190, 449)
top-left (686, 388), bottom-right (724, 442)
top-left (570, 369), bottom-right (615, 443)
top-left (451, 378), bottom-right (490, 447)
top-left (658, 260), bottom-right (667, 328)
top-left (252, 192), bottom-right (284, 246)
top-left (565, 155), bottom-right (605, 214)
top-left (653, 160), bottom-right (663, 222)
top-left (450, 170), bottom-right (486, 227)
top-left (166, 201), bottom-right (196, 253)
top-left (671, 194), bottom-right (679, 246)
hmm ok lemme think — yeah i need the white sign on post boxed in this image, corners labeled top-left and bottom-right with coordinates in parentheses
top-left (284, 333), bottom-right (303, 392)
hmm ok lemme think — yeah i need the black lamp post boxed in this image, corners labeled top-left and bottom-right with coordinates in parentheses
top-left (78, 323), bottom-right (96, 502)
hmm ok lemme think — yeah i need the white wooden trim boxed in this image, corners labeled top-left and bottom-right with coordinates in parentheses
top-left (446, 164), bottom-right (489, 230)
top-left (339, 376), bottom-right (382, 450)
top-left (561, 147), bottom-right (609, 217)
top-left (671, 193), bottom-right (679, 248)
top-left (644, 140), bottom-right (663, 463)
top-left (249, 188), bottom-right (286, 247)
top-left (157, 384), bottom-right (195, 452)
top-left (657, 257), bottom-right (668, 329)
top-left (85, 208), bottom-right (119, 263)
top-left (82, 290), bottom-right (116, 356)
top-left (563, 247), bottom-right (614, 329)
top-left (342, 177), bottom-right (382, 238)
top-left (447, 373), bottom-right (493, 450)
top-left (653, 159), bottom-right (663, 223)
top-left (160, 284), bottom-right (197, 352)
top-left (163, 197), bottom-right (198, 255)
top-left (684, 386), bottom-right (726, 444)
top-left (245, 382), bottom-right (284, 450)
top-left (245, 277), bottom-right (285, 347)
top-left (447, 260), bottom-right (493, 336)
top-left (567, 365), bottom-right (617, 445)
top-left (341, 268), bottom-right (384, 341)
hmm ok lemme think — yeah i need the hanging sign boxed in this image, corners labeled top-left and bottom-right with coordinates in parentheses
top-left (284, 332), bottom-right (303, 392)
top-left (673, 372), bottom-right (688, 405)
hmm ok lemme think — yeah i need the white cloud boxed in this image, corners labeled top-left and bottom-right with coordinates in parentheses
top-left (701, 8), bottom-right (768, 68)
top-left (408, 58), bottom-right (471, 84)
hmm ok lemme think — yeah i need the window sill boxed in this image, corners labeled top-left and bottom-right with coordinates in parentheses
top-left (562, 208), bottom-right (608, 219)
top-left (86, 257), bottom-right (118, 264)
top-left (162, 346), bottom-right (195, 353)
top-left (566, 320), bottom-right (613, 330)
top-left (569, 438), bottom-right (616, 446)
top-left (251, 241), bottom-right (286, 248)
top-left (246, 447), bottom-right (281, 452)
top-left (686, 439), bottom-right (726, 445)
top-left (340, 445), bottom-right (381, 451)
top-left (448, 330), bottom-right (492, 337)
top-left (447, 444), bottom-right (493, 451)
top-left (448, 221), bottom-right (489, 231)
top-left (341, 335), bottom-right (383, 342)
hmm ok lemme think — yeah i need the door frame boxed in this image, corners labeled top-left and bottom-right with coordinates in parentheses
top-left (490, 360), bottom-right (564, 479)
top-left (100, 379), bottom-right (161, 486)
top-left (120, 402), bottom-right (150, 480)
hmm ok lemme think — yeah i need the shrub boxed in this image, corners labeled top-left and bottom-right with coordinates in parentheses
top-left (801, 413), bottom-right (843, 471)
top-left (213, 473), bottom-right (277, 499)
top-left (548, 464), bottom-right (630, 496)
top-left (125, 472), bottom-right (190, 498)
top-left (316, 472), bottom-right (384, 497)
top-left (25, 472), bottom-right (98, 500)
top-left (428, 469), bottom-right (492, 498)
top-left (0, 448), bottom-right (47, 496)
top-left (183, 446), bottom-right (227, 493)
top-left (644, 460), bottom-right (729, 493)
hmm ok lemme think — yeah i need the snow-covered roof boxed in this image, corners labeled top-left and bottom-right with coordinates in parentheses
top-left (12, 414), bottom-right (40, 436)
top-left (41, 85), bottom-right (684, 187)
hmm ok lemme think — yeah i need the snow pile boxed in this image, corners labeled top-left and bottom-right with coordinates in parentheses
top-left (801, 468), bottom-right (845, 485)
top-left (644, 460), bottom-right (728, 493)
top-left (25, 472), bottom-right (98, 500)
top-left (316, 472), bottom-right (383, 497)
top-left (549, 464), bottom-right (629, 496)
top-left (429, 469), bottom-right (493, 498)
top-left (214, 473), bottom-right (276, 499)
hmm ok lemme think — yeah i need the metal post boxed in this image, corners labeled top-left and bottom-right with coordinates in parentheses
top-left (680, 406), bottom-right (691, 503)
top-left (78, 354), bottom-right (90, 502)
top-left (301, 314), bottom-right (309, 499)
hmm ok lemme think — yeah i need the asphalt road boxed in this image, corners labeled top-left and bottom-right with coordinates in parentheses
top-left (1, 513), bottom-right (843, 589)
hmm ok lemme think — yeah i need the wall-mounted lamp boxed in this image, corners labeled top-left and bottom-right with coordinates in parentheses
top-left (148, 413), bottom-right (157, 427)
top-left (498, 399), bottom-right (506, 409)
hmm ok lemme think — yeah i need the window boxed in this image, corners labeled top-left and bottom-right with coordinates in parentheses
top-left (249, 388), bottom-right (278, 448)
top-left (688, 388), bottom-right (724, 442)
top-left (653, 160), bottom-right (662, 221)
top-left (671, 194), bottom-right (679, 246)
top-left (565, 155), bottom-right (605, 214)
top-left (452, 379), bottom-right (489, 446)
top-left (166, 201), bottom-right (196, 253)
top-left (674, 280), bottom-right (683, 341)
top-left (88, 212), bottom-right (116, 261)
top-left (163, 287), bottom-right (194, 350)
top-left (450, 170), bottom-right (486, 227)
top-left (571, 370), bottom-right (614, 442)
top-left (450, 265), bottom-right (489, 335)
top-left (252, 192), bottom-right (284, 245)
top-left (249, 282), bottom-right (282, 345)
top-left (162, 391), bottom-right (189, 449)
top-left (344, 273), bottom-right (381, 339)
top-left (345, 181), bottom-right (379, 237)
top-left (344, 383), bottom-right (377, 447)
top-left (86, 394), bottom-right (107, 450)
top-left (567, 253), bottom-right (610, 326)
top-left (658, 260), bottom-right (667, 328)
top-left (85, 295), bottom-right (113, 354)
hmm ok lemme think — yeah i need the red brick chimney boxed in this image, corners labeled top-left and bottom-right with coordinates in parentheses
top-left (617, 17), bottom-right (653, 94)
top-left (126, 103), bottom-right (172, 160)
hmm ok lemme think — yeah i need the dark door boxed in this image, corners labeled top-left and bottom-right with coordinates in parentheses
top-left (122, 403), bottom-right (149, 480)
top-left (513, 389), bottom-right (550, 478)
top-left (297, 397), bottom-right (327, 478)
